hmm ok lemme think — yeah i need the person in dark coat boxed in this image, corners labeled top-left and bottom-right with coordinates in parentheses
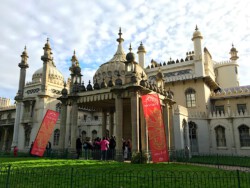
top-left (46, 141), bottom-right (52, 157)
top-left (76, 137), bottom-right (82, 159)
top-left (109, 136), bottom-right (116, 159)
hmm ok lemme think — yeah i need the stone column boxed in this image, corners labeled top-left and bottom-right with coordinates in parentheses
top-left (140, 98), bottom-right (148, 152)
top-left (168, 104), bottom-right (175, 151)
top-left (131, 91), bottom-right (139, 152)
top-left (2, 128), bottom-right (9, 151)
top-left (230, 118), bottom-right (237, 154)
top-left (109, 111), bottom-right (114, 136)
top-left (59, 102), bottom-right (67, 149)
top-left (12, 102), bottom-right (22, 148)
top-left (163, 102), bottom-right (169, 150)
top-left (102, 110), bottom-right (107, 138)
top-left (70, 100), bottom-right (78, 150)
top-left (115, 93), bottom-right (123, 161)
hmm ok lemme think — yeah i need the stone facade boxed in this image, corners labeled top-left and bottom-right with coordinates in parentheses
top-left (0, 27), bottom-right (249, 157)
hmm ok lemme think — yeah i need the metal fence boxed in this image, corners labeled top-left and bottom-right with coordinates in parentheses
top-left (0, 165), bottom-right (250, 188)
top-left (171, 150), bottom-right (250, 171)
top-left (1, 149), bottom-right (250, 168)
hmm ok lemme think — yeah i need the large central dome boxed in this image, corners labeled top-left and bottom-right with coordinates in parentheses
top-left (94, 29), bottom-right (127, 84)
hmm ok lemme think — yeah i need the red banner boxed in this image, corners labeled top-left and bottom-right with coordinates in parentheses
top-left (141, 94), bottom-right (169, 162)
top-left (31, 110), bottom-right (59, 157)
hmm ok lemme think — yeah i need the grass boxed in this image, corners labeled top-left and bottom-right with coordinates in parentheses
top-left (0, 158), bottom-right (250, 188)
top-left (187, 155), bottom-right (250, 167)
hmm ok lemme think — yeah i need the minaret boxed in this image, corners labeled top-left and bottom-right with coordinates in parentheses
top-left (192, 25), bottom-right (205, 77)
top-left (12, 46), bottom-right (29, 148)
top-left (137, 42), bottom-right (146, 68)
top-left (215, 44), bottom-right (240, 87)
top-left (192, 25), bottom-right (203, 61)
top-left (15, 46), bottom-right (29, 100)
top-left (41, 38), bottom-right (53, 93)
top-left (69, 50), bottom-right (81, 93)
top-left (230, 44), bottom-right (239, 61)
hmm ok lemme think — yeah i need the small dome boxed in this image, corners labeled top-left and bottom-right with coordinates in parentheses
top-left (126, 52), bottom-right (135, 62)
top-left (32, 63), bottom-right (64, 86)
top-left (230, 44), bottom-right (237, 52)
top-left (94, 28), bottom-right (126, 86)
top-left (137, 42), bottom-right (146, 53)
top-left (192, 25), bottom-right (203, 40)
top-left (126, 44), bottom-right (135, 62)
top-left (61, 87), bottom-right (68, 96)
top-left (87, 81), bottom-right (93, 91)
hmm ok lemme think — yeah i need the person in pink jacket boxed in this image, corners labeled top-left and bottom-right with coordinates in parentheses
top-left (96, 137), bottom-right (109, 160)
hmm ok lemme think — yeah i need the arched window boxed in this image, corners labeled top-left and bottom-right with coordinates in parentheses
top-left (56, 103), bottom-right (61, 119)
top-left (92, 130), bottom-right (97, 140)
top-left (53, 129), bottom-right (60, 146)
top-left (188, 121), bottom-right (198, 152)
top-left (215, 125), bottom-right (226, 147)
top-left (185, 88), bottom-right (196, 108)
top-left (81, 131), bottom-right (86, 141)
top-left (238, 125), bottom-right (250, 147)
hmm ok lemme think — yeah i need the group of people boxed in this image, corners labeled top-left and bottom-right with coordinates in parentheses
top-left (76, 136), bottom-right (116, 160)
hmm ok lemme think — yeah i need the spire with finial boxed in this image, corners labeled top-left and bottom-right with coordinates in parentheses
top-left (19, 46), bottom-right (29, 68)
top-left (192, 25), bottom-right (203, 40)
top-left (230, 43), bottom-right (239, 61)
top-left (116, 27), bottom-right (124, 44)
top-left (129, 43), bottom-right (132, 52)
top-left (71, 50), bottom-right (78, 64)
top-left (15, 46), bottom-right (29, 101)
top-left (195, 25), bottom-right (198, 31)
top-left (108, 27), bottom-right (126, 62)
top-left (41, 38), bottom-right (53, 62)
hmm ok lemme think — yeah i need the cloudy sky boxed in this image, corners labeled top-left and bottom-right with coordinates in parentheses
top-left (1, 0), bottom-right (250, 103)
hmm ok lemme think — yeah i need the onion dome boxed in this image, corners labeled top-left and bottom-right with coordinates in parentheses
top-left (87, 80), bottom-right (93, 91)
top-left (230, 44), bottom-right (237, 52)
top-left (94, 79), bottom-right (100, 90)
top-left (101, 79), bottom-right (107, 88)
top-left (69, 51), bottom-right (82, 76)
top-left (192, 25), bottom-right (203, 41)
top-left (115, 72), bottom-right (122, 86)
top-left (79, 82), bottom-right (86, 92)
top-left (19, 46), bottom-right (29, 68)
top-left (61, 82), bottom-right (68, 96)
top-left (140, 72), bottom-right (146, 87)
top-left (32, 63), bottom-right (64, 85)
top-left (230, 44), bottom-right (239, 61)
top-left (94, 28), bottom-right (126, 86)
top-left (137, 42), bottom-right (146, 53)
top-left (126, 44), bottom-right (135, 62)
top-left (108, 77), bottom-right (115, 87)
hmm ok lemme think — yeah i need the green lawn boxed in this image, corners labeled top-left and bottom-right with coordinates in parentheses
top-left (0, 158), bottom-right (249, 188)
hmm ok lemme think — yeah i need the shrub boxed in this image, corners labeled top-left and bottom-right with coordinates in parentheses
top-left (131, 151), bottom-right (148, 164)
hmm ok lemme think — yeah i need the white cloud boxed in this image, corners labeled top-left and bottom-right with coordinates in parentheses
top-left (1, 0), bottom-right (250, 104)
